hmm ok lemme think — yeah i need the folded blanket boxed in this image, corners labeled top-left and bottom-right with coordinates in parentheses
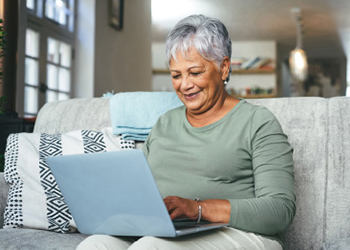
top-left (110, 92), bottom-right (183, 141)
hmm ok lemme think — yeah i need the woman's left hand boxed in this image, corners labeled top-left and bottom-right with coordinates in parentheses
top-left (163, 196), bottom-right (199, 221)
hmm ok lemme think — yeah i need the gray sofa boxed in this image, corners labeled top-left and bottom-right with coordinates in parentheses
top-left (1, 96), bottom-right (350, 250)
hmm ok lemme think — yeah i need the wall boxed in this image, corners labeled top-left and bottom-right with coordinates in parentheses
top-left (74, 0), bottom-right (95, 98)
top-left (93, 0), bottom-right (152, 96)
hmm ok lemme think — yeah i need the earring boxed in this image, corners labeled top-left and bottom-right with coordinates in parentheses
top-left (224, 80), bottom-right (228, 86)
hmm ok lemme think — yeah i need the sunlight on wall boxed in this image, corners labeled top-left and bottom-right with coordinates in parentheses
top-left (152, 0), bottom-right (195, 26)
top-left (151, 0), bottom-right (217, 28)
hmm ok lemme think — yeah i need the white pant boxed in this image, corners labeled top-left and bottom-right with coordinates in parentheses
top-left (76, 227), bottom-right (282, 250)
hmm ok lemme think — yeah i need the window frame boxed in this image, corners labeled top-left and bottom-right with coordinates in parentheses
top-left (18, 0), bottom-right (76, 117)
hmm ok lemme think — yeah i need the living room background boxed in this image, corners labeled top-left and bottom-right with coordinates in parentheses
top-left (0, 0), bottom-right (350, 171)
top-left (1, 0), bottom-right (350, 118)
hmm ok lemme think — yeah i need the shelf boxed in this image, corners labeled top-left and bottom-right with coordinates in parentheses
top-left (152, 68), bottom-right (275, 75)
top-left (229, 88), bottom-right (276, 99)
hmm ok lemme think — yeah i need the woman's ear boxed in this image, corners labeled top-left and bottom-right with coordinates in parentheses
top-left (221, 57), bottom-right (230, 81)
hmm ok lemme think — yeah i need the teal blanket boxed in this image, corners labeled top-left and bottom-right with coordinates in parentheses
top-left (110, 92), bottom-right (183, 141)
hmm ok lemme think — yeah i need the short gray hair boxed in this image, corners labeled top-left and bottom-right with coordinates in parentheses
top-left (165, 14), bottom-right (232, 81)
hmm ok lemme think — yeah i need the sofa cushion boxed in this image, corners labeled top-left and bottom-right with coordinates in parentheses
top-left (3, 127), bottom-right (135, 233)
top-left (322, 238), bottom-right (350, 250)
top-left (0, 228), bottom-right (88, 250)
top-left (325, 97), bottom-right (350, 241)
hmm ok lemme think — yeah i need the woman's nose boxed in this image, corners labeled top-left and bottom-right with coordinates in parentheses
top-left (180, 76), bottom-right (194, 90)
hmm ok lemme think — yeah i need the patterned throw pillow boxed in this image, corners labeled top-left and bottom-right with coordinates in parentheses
top-left (3, 127), bottom-right (135, 233)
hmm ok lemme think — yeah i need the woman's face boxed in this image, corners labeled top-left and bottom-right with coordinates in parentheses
top-left (169, 47), bottom-right (230, 115)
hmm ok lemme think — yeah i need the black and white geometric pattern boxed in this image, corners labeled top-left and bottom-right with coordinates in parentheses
top-left (3, 134), bottom-right (23, 228)
top-left (82, 130), bottom-right (106, 153)
top-left (4, 134), bottom-right (20, 184)
top-left (38, 133), bottom-right (73, 233)
top-left (119, 137), bottom-right (135, 149)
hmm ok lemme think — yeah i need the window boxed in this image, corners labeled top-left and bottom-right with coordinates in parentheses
top-left (26, 0), bottom-right (36, 10)
top-left (45, 0), bottom-right (75, 31)
top-left (24, 29), bottom-right (40, 117)
top-left (21, 0), bottom-right (76, 117)
top-left (46, 37), bottom-right (71, 102)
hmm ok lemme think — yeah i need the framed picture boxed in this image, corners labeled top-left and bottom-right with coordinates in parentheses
top-left (109, 0), bottom-right (124, 30)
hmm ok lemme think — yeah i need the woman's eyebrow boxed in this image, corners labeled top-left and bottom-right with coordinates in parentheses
top-left (170, 66), bottom-right (204, 72)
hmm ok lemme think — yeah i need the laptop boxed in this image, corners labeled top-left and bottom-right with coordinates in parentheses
top-left (47, 149), bottom-right (229, 237)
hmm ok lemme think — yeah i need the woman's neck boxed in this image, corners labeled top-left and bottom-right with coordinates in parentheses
top-left (186, 93), bottom-right (239, 128)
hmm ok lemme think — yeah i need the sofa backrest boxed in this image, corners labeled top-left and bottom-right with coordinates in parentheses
top-left (250, 97), bottom-right (327, 250)
top-left (34, 97), bottom-right (111, 134)
top-left (325, 97), bottom-right (350, 242)
top-left (249, 97), bottom-right (350, 250)
top-left (33, 96), bottom-right (350, 250)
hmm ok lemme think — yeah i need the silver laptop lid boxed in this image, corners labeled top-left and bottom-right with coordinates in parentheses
top-left (47, 150), bottom-right (177, 237)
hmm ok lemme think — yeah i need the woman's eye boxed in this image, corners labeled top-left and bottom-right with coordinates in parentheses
top-left (191, 72), bottom-right (201, 76)
top-left (172, 75), bottom-right (180, 79)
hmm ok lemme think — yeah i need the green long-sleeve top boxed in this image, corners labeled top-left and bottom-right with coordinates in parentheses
top-left (142, 99), bottom-right (296, 242)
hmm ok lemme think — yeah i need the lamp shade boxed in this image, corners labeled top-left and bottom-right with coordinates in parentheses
top-left (289, 48), bottom-right (308, 81)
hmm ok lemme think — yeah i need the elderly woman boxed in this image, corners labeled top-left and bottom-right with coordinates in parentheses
top-left (77, 14), bottom-right (295, 250)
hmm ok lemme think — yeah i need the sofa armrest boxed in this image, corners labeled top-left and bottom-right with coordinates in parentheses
top-left (0, 172), bottom-right (9, 229)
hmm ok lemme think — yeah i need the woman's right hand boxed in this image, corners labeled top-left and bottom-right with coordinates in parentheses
top-left (163, 196), bottom-right (199, 221)
top-left (163, 196), bottom-right (231, 223)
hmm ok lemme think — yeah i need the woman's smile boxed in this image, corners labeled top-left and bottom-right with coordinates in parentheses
top-left (184, 90), bottom-right (202, 101)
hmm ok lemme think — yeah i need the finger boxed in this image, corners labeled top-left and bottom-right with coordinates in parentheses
top-left (164, 203), bottom-right (178, 217)
top-left (163, 196), bottom-right (182, 210)
top-left (164, 196), bottom-right (180, 204)
top-left (169, 207), bottom-right (184, 220)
